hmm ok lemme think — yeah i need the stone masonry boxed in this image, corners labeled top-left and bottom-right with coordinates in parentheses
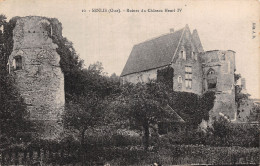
top-left (121, 25), bottom-right (236, 121)
top-left (8, 16), bottom-right (64, 139)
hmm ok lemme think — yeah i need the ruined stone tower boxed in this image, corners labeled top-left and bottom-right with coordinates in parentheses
top-left (200, 50), bottom-right (236, 120)
top-left (7, 16), bottom-right (64, 139)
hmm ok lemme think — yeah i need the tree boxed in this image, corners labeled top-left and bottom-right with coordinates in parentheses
top-left (0, 74), bottom-right (30, 136)
top-left (51, 36), bottom-right (84, 101)
top-left (63, 62), bottom-right (118, 142)
top-left (63, 95), bottom-right (105, 144)
top-left (0, 15), bottom-right (30, 137)
top-left (0, 14), bottom-right (7, 71)
top-left (112, 81), bottom-right (173, 150)
top-left (63, 94), bottom-right (107, 165)
top-left (0, 14), bottom-right (6, 26)
top-left (211, 117), bottom-right (259, 147)
top-left (62, 62), bottom-right (120, 164)
top-left (234, 73), bottom-right (250, 112)
top-left (169, 91), bottom-right (215, 128)
top-left (198, 91), bottom-right (216, 121)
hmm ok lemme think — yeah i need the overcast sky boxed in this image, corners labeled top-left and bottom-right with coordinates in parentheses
top-left (0, 0), bottom-right (259, 98)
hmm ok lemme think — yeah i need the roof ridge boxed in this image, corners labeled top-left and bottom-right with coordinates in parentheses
top-left (134, 27), bottom-right (185, 46)
top-left (121, 26), bottom-right (187, 77)
top-left (170, 25), bottom-right (187, 63)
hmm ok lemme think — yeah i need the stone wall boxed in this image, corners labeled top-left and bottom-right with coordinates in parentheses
top-left (122, 29), bottom-right (237, 123)
top-left (201, 50), bottom-right (236, 119)
top-left (8, 16), bottom-right (65, 139)
top-left (122, 27), bottom-right (203, 95)
top-left (172, 27), bottom-right (203, 95)
top-left (121, 68), bottom-right (158, 84)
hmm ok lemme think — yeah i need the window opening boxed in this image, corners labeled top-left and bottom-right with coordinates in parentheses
top-left (185, 66), bottom-right (192, 89)
top-left (13, 56), bottom-right (22, 70)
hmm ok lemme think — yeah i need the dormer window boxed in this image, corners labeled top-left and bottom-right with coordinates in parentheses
top-left (13, 55), bottom-right (22, 70)
top-left (192, 52), bottom-right (197, 60)
top-left (181, 50), bottom-right (186, 60)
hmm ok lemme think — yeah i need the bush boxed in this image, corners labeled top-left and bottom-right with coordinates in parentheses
top-left (158, 118), bottom-right (259, 148)
top-left (211, 117), bottom-right (259, 147)
top-left (170, 91), bottom-right (215, 128)
top-left (83, 133), bottom-right (142, 148)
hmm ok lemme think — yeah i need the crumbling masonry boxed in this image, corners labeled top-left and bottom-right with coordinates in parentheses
top-left (7, 16), bottom-right (64, 139)
top-left (121, 25), bottom-right (237, 122)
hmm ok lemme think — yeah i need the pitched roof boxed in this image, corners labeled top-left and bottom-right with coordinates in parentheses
top-left (121, 27), bottom-right (185, 76)
top-left (163, 105), bottom-right (185, 123)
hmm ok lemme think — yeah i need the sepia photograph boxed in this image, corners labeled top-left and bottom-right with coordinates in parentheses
top-left (0, 0), bottom-right (259, 165)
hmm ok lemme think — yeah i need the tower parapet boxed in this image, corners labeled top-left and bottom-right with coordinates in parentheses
top-left (8, 16), bottom-right (65, 139)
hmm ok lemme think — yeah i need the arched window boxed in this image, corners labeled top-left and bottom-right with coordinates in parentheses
top-left (207, 69), bottom-right (215, 75)
top-left (207, 68), bottom-right (217, 89)
top-left (13, 55), bottom-right (22, 70)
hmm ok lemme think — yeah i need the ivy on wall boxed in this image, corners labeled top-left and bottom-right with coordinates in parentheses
top-left (157, 66), bottom-right (174, 90)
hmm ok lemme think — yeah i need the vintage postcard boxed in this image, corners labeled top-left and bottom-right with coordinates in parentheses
top-left (0, 0), bottom-right (259, 165)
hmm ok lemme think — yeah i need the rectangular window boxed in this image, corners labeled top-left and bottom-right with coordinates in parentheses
top-left (185, 66), bottom-right (192, 89)
top-left (14, 56), bottom-right (22, 70)
top-left (191, 52), bottom-right (197, 60)
top-left (185, 80), bottom-right (192, 89)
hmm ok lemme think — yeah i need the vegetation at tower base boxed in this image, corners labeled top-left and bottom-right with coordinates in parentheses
top-left (170, 91), bottom-right (216, 128)
top-left (234, 73), bottom-right (250, 109)
top-left (0, 15), bottom-right (31, 139)
top-left (0, 16), bottom-right (21, 71)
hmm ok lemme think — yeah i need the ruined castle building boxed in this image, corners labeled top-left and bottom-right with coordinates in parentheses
top-left (8, 16), bottom-right (65, 139)
top-left (121, 25), bottom-right (236, 120)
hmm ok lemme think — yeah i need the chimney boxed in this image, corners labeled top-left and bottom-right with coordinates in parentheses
top-left (170, 28), bottom-right (174, 33)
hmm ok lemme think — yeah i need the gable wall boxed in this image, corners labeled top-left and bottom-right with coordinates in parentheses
top-left (172, 28), bottom-right (203, 95)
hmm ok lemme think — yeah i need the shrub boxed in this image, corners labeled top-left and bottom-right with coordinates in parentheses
top-left (211, 117), bottom-right (259, 147)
